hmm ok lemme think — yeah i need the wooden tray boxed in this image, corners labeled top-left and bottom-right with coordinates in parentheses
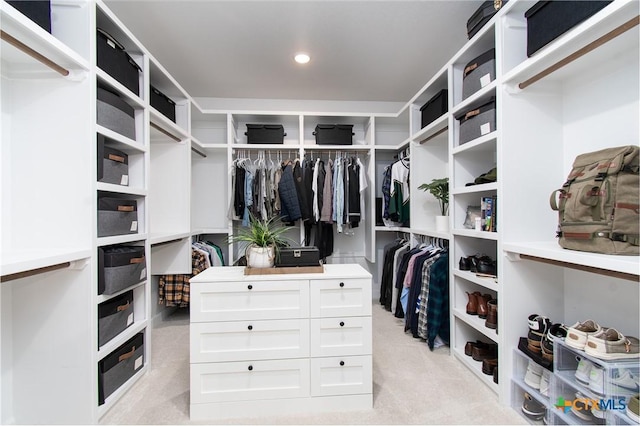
top-left (244, 265), bottom-right (324, 275)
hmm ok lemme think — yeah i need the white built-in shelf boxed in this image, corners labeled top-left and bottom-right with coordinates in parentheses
top-left (191, 138), bottom-right (227, 150)
top-left (150, 109), bottom-right (188, 141)
top-left (302, 144), bottom-right (371, 151)
top-left (375, 226), bottom-right (411, 233)
top-left (453, 228), bottom-right (499, 241)
top-left (96, 320), bottom-right (147, 361)
top-left (452, 132), bottom-right (497, 155)
top-left (0, 1), bottom-right (90, 78)
top-left (452, 81), bottom-right (497, 116)
top-left (453, 269), bottom-right (499, 293)
top-left (96, 68), bottom-right (144, 107)
top-left (452, 182), bottom-right (498, 195)
top-left (452, 346), bottom-right (499, 394)
top-left (97, 233), bottom-right (147, 248)
top-left (502, 0), bottom-right (639, 90)
top-left (96, 182), bottom-right (147, 196)
top-left (453, 308), bottom-right (499, 340)
top-left (231, 143), bottom-right (300, 150)
top-left (503, 241), bottom-right (640, 278)
top-left (149, 232), bottom-right (191, 246)
top-left (192, 229), bottom-right (230, 236)
top-left (413, 114), bottom-right (449, 145)
top-left (97, 125), bottom-right (146, 151)
top-left (1, 248), bottom-right (91, 278)
top-left (96, 280), bottom-right (146, 304)
top-left (411, 228), bottom-right (450, 240)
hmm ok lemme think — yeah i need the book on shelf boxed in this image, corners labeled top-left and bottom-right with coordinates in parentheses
top-left (480, 196), bottom-right (497, 232)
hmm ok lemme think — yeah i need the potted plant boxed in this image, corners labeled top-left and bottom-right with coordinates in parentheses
top-left (418, 177), bottom-right (449, 232)
top-left (228, 215), bottom-right (293, 268)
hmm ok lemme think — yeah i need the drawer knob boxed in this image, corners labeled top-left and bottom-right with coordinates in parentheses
top-left (340, 361), bottom-right (345, 366)
top-left (248, 365), bottom-right (253, 371)
top-left (339, 282), bottom-right (344, 287)
top-left (339, 321), bottom-right (345, 327)
top-left (248, 325), bottom-right (253, 331)
top-left (248, 284), bottom-right (253, 290)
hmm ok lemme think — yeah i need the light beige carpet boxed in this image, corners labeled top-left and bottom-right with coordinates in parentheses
top-left (100, 305), bottom-right (526, 425)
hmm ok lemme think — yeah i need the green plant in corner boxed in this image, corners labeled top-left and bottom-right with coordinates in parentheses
top-left (418, 177), bottom-right (449, 216)
top-left (227, 214), bottom-right (293, 265)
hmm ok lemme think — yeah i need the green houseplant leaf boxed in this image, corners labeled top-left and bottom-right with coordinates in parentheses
top-left (418, 177), bottom-right (449, 216)
top-left (227, 214), bottom-right (294, 258)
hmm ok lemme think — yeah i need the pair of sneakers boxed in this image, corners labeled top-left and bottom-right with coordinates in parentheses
top-left (567, 319), bottom-right (640, 360)
top-left (523, 358), bottom-right (551, 396)
top-left (575, 356), bottom-right (640, 397)
top-left (528, 314), bottom-right (567, 362)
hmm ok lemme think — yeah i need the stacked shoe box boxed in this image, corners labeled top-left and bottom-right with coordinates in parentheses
top-left (552, 338), bottom-right (639, 425)
top-left (511, 348), bottom-right (552, 424)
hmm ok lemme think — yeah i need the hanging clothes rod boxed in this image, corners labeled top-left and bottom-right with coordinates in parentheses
top-left (191, 146), bottom-right (207, 158)
top-left (1, 261), bottom-right (71, 283)
top-left (419, 126), bottom-right (448, 145)
top-left (150, 122), bottom-right (181, 142)
top-left (0, 30), bottom-right (70, 77)
top-left (519, 15), bottom-right (639, 90)
top-left (519, 254), bottom-right (639, 282)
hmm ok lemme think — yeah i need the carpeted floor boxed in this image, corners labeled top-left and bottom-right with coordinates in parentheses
top-left (100, 305), bottom-right (526, 425)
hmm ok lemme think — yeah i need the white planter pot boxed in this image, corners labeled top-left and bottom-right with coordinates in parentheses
top-left (435, 215), bottom-right (449, 233)
top-left (246, 245), bottom-right (275, 268)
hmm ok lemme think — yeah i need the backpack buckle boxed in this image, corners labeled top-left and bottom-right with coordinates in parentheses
top-left (594, 172), bottom-right (608, 182)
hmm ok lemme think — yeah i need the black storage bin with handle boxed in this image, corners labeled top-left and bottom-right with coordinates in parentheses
top-left (97, 196), bottom-right (138, 237)
top-left (98, 332), bottom-right (144, 405)
top-left (466, 0), bottom-right (508, 39)
top-left (420, 90), bottom-right (448, 129)
top-left (98, 290), bottom-right (134, 347)
top-left (275, 247), bottom-right (321, 267)
top-left (150, 85), bottom-right (176, 123)
top-left (245, 124), bottom-right (286, 144)
top-left (525, 1), bottom-right (612, 57)
top-left (7, 1), bottom-right (51, 32)
top-left (456, 98), bottom-right (496, 145)
top-left (97, 87), bottom-right (136, 140)
top-left (313, 124), bottom-right (354, 145)
top-left (98, 245), bottom-right (146, 295)
top-left (97, 135), bottom-right (129, 186)
top-left (462, 49), bottom-right (495, 100)
top-left (97, 28), bottom-right (141, 95)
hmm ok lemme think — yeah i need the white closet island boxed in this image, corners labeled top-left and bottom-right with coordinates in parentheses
top-left (188, 264), bottom-right (373, 420)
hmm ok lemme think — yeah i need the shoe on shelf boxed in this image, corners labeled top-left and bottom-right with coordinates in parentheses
top-left (584, 327), bottom-right (640, 360)
top-left (521, 392), bottom-right (545, 421)
top-left (471, 343), bottom-right (498, 361)
top-left (464, 340), bottom-right (492, 357)
top-left (627, 394), bottom-right (640, 423)
top-left (493, 366), bottom-right (498, 384)
top-left (566, 319), bottom-right (602, 350)
top-left (541, 323), bottom-right (568, 363)
top-left (610, 369), bottom-right (640, 397)
top-left (588, 365), bottom-right (605, 396)
top-left (465, 291), bottom-right (479, 315)
top-left (477, 293), bottom-right (492, 319)
top-left (524, 358), bottom-right (544, 389)
top-left (571, 392), bottom-right (604, 425)
top-left (528, 314), bottom-right (551, 354)
top-left (485, 299), bottom-right (498, 330)
top-left (575, 357), bottom-right (594, 385)
top-left (539, 369), bottom-right (551, 397)
top-left (482, 358), bottom-right (498, 375)
top-left (475, 256), bottom-right (497, 278)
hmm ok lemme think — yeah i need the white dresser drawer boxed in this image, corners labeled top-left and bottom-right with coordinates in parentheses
top-left (310, 317), bottom-right (372, 357)
top-left (191, 358), bottom-right (310, 403)
top-left (191, 280), bottom-right (309, 322)
top-left (309, 278), bottom-right (371, 318)
top-left (310, 355), bottom-right (372, 397)
top-left (190, 319), bottom-right (310, 363)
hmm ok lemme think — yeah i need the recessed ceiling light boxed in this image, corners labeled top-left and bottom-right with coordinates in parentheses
top-left (294, 53), bottom-right (310, 64)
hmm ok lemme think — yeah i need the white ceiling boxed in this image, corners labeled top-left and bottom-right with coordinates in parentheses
top-left (104, 0), bottom-right (485, 104)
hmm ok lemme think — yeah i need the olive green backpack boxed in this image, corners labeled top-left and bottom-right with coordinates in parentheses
top-left (550, 145), bottom-right (639, 255)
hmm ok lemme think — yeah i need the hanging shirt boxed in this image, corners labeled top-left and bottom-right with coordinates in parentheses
top-left (389, 159), bottom-right (410, 225)
top-left (320, 159), bottom-right (334, 223)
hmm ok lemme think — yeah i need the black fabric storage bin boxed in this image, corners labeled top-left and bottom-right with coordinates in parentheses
top-left (467, 0), bottom-right (508, 39)
top-left (313, 124), bottom-right (354, 145)
top-left (97, 135), bottom-right (129, 186)
top-left (97, 196), bottom-right (138, 237)
top-left (457, 98), bottom-right (496, 145)
top-left (275, 247), bottom-right (320, 267)
top-left (7, 1), bottom-right (51, 32)
top-left (97, 29), bottom-right (141, 95)
top-left (420, 90), bottom-right (448, 129)
top-left (150, 86), bottom-right (176, 122)
top-left (98, 290), bottom-right (134, 347)
top-left (98, 332), bottom-right (144, 405)
top-left (463, 49), bottom-right (495, 100)
top-left (525, 1), bottom-right (612, 57)
top-left (97, 87), bottom-right (136, 140)
top-left (98, 246), bottom-right (146, 295)
top-left (245, 124), bottom-right (286, 144)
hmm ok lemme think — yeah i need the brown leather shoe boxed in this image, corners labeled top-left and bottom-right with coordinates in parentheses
top-left (472, 343), bottom-right (498, 361)
top-left (466, 291), bottom-right (479, 315)
top-left (485, 299), bottom-right (498, 330)
top-left (482, 358), bottom-right (498, 375)
top-left (465, 340), bottom-right (492, 357)
top-left (477, 294), bottom-right (492, 319)
top-left (493, 366), bottom-right (499, 383)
